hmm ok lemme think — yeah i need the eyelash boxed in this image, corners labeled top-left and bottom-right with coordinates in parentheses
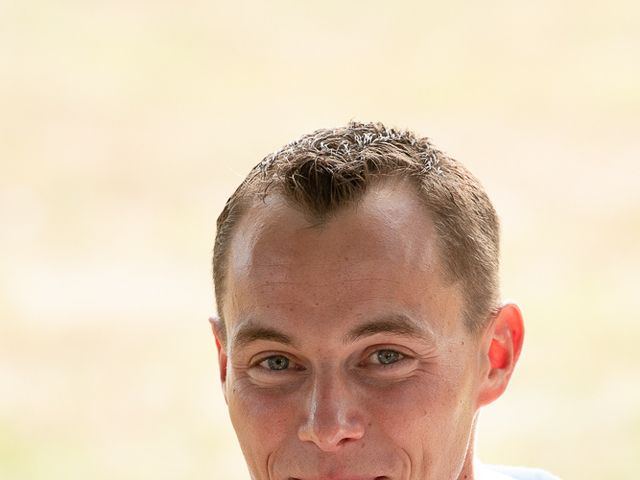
top-left (366, 349), bottom-right (406, 367)
top-left (252, 348), bottom-right (410, 372)
top-left (252, 353), bottom-right (303, 373)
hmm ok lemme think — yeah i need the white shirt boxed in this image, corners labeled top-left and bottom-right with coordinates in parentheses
top-left (475, 462), bottom-right (561, 480)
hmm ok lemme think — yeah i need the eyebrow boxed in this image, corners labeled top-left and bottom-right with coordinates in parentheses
top-left (344, 314), bottom-right (434, 344)
top-left (231, 322), bottom-right (295, 350)
top-left (231, 313), bottom-right (434, 351)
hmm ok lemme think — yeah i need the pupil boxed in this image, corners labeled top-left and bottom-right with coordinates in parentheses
top-left (267, 356), bottom-right (289, 370)
top-left (377, 350), bottom-right (400, 365)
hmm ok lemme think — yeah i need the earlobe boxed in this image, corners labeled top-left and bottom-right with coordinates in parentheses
top-left (209, 316), bottom-right (229, 396)
top-left (477, 303), bottom-right (524, 407)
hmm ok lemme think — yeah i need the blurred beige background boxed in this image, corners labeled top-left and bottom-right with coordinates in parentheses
top-left (1, 1), bottom-right (639, 479)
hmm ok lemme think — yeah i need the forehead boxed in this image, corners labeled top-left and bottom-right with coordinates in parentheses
top-left (222, 181), bottom-right (460, 338)
top-left (232, 181), bottom-right (437, 268)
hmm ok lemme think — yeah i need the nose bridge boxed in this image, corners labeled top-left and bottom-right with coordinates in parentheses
top-left (298, 364), bottom-right (365, 451)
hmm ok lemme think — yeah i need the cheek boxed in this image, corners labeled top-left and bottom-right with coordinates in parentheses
top-left (367, 378), bottom-right (475, 479)
top-left (366, 377), bottom-right (446, 433)
top-left (367, 366), bottom-right (477, 449)
top-left (227, 376), bottom-right (299, 449)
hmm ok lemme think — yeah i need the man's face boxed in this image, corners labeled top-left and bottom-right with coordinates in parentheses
top-left (217, 182), bottom-right (491, 480)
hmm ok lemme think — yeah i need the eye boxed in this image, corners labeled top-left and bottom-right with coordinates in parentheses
top-left (259, 354), bottom-right (291, 371)
top-left (371, 349), bottom-right (404, 366)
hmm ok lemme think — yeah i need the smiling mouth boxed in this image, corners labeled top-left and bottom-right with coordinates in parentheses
top-left (288, 477), bottom-right (389, 480)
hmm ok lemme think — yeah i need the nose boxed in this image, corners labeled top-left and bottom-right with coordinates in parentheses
top-left (297, 371), bottom-right (366, 451)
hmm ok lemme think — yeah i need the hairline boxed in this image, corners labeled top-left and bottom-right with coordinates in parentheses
top-left (214, 174), bottom-right (488, 346)
top-left (213, 122), bottom-right (501, 346)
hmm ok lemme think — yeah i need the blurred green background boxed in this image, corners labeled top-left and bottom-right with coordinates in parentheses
top-left (1, 1), bottom-right (639, 479)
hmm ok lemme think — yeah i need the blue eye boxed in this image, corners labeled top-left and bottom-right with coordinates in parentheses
top-left (261, 355), bottom-right (290, 371)
top-left (375, 349), bottom-right (403, 365)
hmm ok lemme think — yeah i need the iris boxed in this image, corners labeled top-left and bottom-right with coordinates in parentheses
top-left (377, 350), bottom-right (402, 365)
top-left (267, 355), bottom-right (289, 370)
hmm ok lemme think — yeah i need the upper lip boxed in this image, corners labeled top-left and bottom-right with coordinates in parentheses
top-left (289, 477), bottom-right (388, 480)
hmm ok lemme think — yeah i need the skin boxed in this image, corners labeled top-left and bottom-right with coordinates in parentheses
top-left (212, 181), bottom-right (524, 480)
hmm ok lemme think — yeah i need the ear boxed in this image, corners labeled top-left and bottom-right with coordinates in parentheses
top-left (209, 316), bottom-right (228, 402)
top-left (476, 302), bottom-right (524, 407)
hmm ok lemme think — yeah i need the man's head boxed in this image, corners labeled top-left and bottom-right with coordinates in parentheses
top-left (211, 122), bottom-right (524, 480)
